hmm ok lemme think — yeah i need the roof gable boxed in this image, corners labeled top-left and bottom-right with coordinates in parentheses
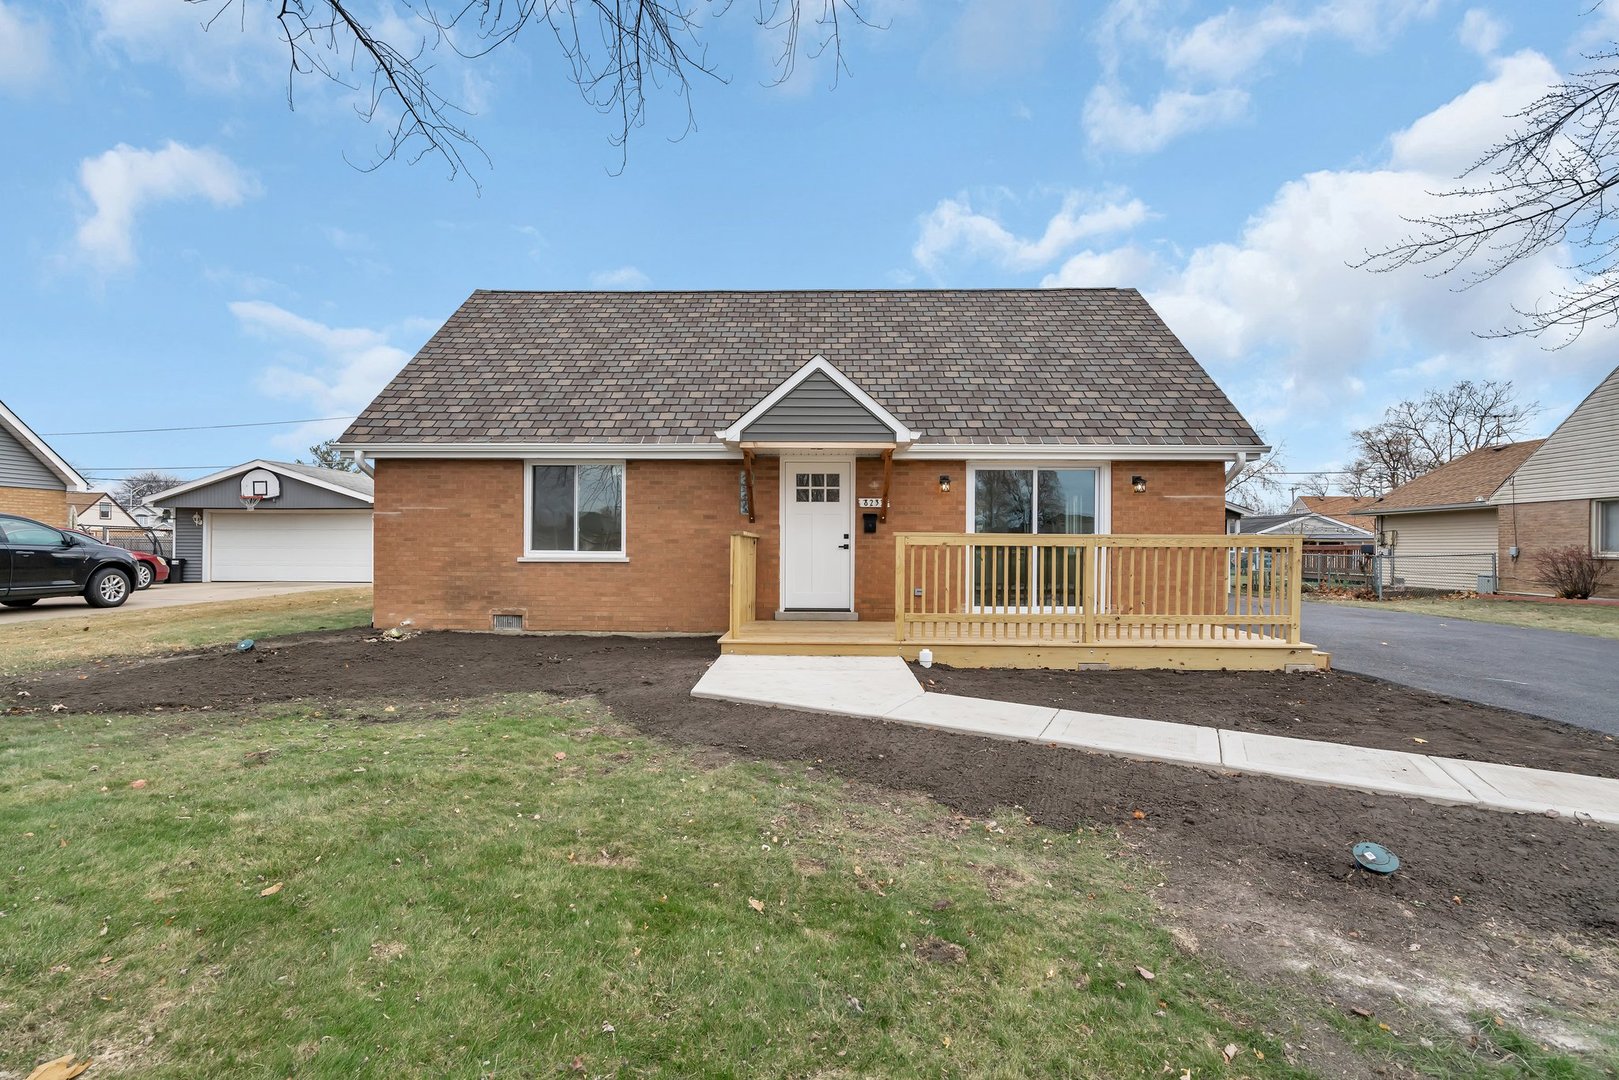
top-left (0, 399), bottom-right (89, 491)
top-left (340, 289), bottom-right (1265, 450)
top-left (1367, 440), bottom-right (1544, 515)
top-left (723, 355), bottom-right (918, 444)
top-left (149, 460), bottom-right (374, 506)
top-left (1489, 365), bottom-right (1619, 504)
top-left (1237, 511), bottom-right (1373, 539)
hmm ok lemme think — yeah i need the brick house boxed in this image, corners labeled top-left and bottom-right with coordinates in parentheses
top-left (338, 289), bottom-right (1276, 640)
top-left (1490, 364), bottom-right (1619, 598)
top-left (1, 399), bottom-right (89, 527)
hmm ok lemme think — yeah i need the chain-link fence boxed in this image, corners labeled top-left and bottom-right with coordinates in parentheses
top-left (1375, 552), bottom-right (1499, 596)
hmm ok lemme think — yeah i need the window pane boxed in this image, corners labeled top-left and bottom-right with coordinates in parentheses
top-left (530, 466), bottom-right (575, 551)
top-left (826, 488), bottom-right (840, 503)
top-left (826, 474), bottom-right (839, 487)
top-left (1037, 469), bottom-right (1098, 534)
top-left (1602, 501), bottom-right (1619, 553)
top-left (576, 464), bottom-right (623, 552)
top-left (973, 470), bottom-right (1033, 533)
top-left (2, 521), bottom-right (63, 545)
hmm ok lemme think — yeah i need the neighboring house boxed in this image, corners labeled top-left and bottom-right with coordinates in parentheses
top-left (337, 289), bottom-right (1272, 637)
top-left (1224, 500), bottom-right (1250, 533)
top-left (1490, 364), bottom-right (1619, 598)
top-left (0, 398), bottom-right (89, 526)
top-left (1235, 510), bottom-right (1373, 546)
top-left (149, 460), bottom-right (374, 583)
top-left (1362, 439), bottom-right (1544, 593)
top-left (66, 491), bottom-right (142, 540)
top-left (1292, 494), bottom-right (1376, 535)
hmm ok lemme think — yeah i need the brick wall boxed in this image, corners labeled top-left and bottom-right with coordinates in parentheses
top-left (1498, 499), bottom-right (1619, 599)
top-left (375, 458), bottom-right (744, 633)
top-left (376, 456), bottom-right (1235, 632)
top-left (0, 485), bottom-right (68, 527)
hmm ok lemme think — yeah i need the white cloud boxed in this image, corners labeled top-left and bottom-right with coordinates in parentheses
top-left (89, 0), bottom-right (283, 89)
top-left (916, 49), bottom-right (1617, 451)
top-left (1165, 0), bottom-right (1439, 83)
top-left (1088, 0), bottom-right (1441, 154)
top-left (75, 142), bottom-right (258, 271)
top-left (1082, 84), bottom-right (1249, 153)
top-left (0, 1), bottom-right (51, 94)
top-left (914, 190), bottom-right (1150, 273)
top-left (590, 266), bottom-right (652, 289)
top-left (232, 301), bottom-right (416, 447)
top-left (1458, 8), bottom-right (1506, 58)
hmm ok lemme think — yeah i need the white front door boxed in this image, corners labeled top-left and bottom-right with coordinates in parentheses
top-left (780, 460), bottom-right (854, 610)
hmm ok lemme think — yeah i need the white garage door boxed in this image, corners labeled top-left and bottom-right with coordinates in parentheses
top-left (208, 511), bottom-right (373, 582)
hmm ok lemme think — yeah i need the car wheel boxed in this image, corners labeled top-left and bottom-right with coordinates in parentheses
top-left (1, 598), bottom-right (40, 608)
top-left (85, 567), bottom-right (132, 608)
top-left (135, 562), bottom-right (154, 589)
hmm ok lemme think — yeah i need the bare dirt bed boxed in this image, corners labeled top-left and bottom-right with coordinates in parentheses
top-left (916, 663), bottom-right (1619, 779)
top-left (9, 630), bottom-right (1619, 1049)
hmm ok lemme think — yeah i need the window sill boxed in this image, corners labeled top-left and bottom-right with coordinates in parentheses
top-left (518, 553), bottom-right (629, 564)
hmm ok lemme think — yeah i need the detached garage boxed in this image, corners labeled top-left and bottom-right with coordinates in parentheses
top-left (151, 461), bottom-right (374, 583)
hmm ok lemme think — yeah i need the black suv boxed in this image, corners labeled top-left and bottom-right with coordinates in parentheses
top-left (0, 512), bottom-right (140, 609)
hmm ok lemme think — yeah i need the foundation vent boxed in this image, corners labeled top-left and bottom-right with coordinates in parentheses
top-left (491, 614), bottom-right (524, 632)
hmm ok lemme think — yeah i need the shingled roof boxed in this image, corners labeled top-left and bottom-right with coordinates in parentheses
top-left (1364, 440), bottom-right (1545, 515)
top-left (341, 289), bottom-right (1264, 448)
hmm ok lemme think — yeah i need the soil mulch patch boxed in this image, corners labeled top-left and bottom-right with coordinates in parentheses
top-left (917, 663), bottom-right (1619, 779)
top-left (8, 629), bottom-right (1618, 955)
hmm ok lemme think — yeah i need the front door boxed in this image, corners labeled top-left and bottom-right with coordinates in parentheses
top-left (780, 460), bottom-right (854, 610)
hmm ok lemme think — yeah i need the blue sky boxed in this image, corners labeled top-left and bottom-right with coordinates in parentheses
top-left (4, 0), bottom-right (1618, 496)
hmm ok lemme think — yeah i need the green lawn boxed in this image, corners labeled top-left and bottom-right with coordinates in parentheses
top-left (0, 587), bottom-right (373, 675)
top-left (1316, 594), bottom-right (1619, 640)
top-left (2, 692), bottom-right (1607, 1078)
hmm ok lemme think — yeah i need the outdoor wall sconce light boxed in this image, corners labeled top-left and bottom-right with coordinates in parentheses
top-left (191, 512), bottom-right (204, 526)
top-left (938, 474), bottom-right (952, 493)
top-left (1131, 475), bottom-right (1148, 494)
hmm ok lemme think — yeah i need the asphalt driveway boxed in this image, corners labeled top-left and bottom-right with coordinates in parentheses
top-left (1301, 601), bottom-right (1619, 736)
top-left (0, 582), bottom-right (367, 625)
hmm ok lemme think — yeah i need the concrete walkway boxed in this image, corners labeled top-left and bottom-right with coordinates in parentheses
top-left (692, 655), bottom-right (1619, 827)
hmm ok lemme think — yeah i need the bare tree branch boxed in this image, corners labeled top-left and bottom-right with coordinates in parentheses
top-left (188, 0), bottom-right (880, 181)
top-left (1358, 27), bottom-right (1619, 341)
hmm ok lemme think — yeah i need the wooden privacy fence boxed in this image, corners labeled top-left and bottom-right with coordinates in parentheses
top-left (728, 532), bottom-right (760, 637)
top-left (894, 533), bottom-right (1303, 645)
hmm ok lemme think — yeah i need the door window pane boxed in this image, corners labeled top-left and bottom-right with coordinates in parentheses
top-left (1037, 469), bottom-right (1098, 534)
top-left (530, 466), bottom-right (575, 551)
top-left (974, 470), bottom-right (1033, 533)
top-left (576, 464), bottom-right (623, 552)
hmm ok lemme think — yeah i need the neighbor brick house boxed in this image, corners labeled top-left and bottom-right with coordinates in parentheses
top-left (1489, 364), bottom-right (1619, 598)
top-left (1, 398), bottom-right (89, 527)
top-left (338, 289), bottom-right (1271, 634)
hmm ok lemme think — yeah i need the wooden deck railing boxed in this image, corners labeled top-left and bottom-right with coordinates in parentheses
top-left (894, 533), bottom-right (1304, 645)
top-left (728, 532), bottom-right (760, 637)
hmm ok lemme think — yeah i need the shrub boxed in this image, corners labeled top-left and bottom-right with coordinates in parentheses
top-left (1532, 545), bottom-right (1614, 599)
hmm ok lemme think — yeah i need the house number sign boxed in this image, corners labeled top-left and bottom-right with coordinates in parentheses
top-left (857, 497), bottom-right (884, 508)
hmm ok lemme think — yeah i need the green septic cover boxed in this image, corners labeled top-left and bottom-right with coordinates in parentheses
top-left (1352, 842), bottom-right (1399, 874)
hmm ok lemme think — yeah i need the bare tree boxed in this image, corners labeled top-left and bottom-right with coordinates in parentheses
top-left (1293, 472), bottom-right (1331, 501)
top-left (196, 0), bottom-right (879, 180)
top-left (1347, 378), bottom-right (1538, 493)
top-left (1360, 30), bottom-right (1619, 339)
top-left (1336, 460), bottom-right (1381, 501)
top-left (1227, 443), bottom-right (1288, 514)
top-left (114, 471), bottom-right (184, 508)
top-left (300, 438), bottom-right (360, 472)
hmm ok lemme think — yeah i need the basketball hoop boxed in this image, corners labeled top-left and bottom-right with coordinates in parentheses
top-left (239, 494), bottom-right (263, 511)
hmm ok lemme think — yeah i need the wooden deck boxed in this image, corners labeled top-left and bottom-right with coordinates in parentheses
top-left (719, 619), bottom-right (1330, 671)
top-left (725, 531), bottom-right (1332, 671)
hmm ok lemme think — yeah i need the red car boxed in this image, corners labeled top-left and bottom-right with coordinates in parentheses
top-left (129, 550), bottom-right (170, 590)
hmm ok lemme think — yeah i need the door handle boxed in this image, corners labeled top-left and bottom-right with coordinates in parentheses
top-left (838, 543), bottom-right (850, 550)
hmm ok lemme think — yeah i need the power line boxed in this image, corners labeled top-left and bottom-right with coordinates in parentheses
top-left (81, 466), bottom-right (232, 474)
top-left (43, 415), bottom-right (357, 436)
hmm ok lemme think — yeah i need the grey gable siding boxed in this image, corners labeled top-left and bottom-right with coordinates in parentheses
top-left (160, 472), bottom-right (371, 510)
top-left (740, 372), bottom-right (894, 443)
top-left (0, 425), bottom-right (64, 490)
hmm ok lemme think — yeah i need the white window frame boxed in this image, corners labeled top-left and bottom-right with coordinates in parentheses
top-left (1597, 498), bottom-right (1619, 558)
top-left (519, 460), bottom-right (629, 563)
top-left (963, 462), bottom-right (1111, 614)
